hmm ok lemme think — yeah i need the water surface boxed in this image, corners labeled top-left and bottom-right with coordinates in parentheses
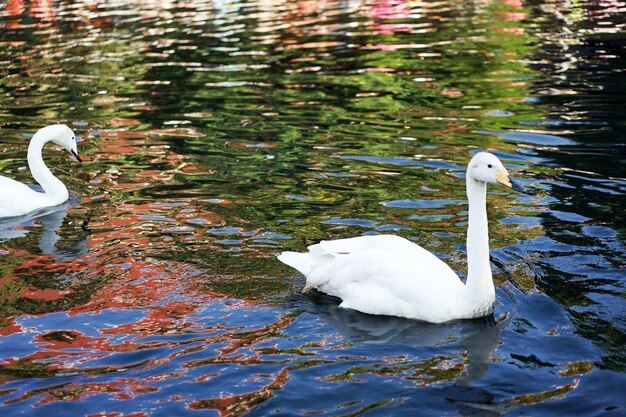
top-left (1, 1), bottom-right (625, 416)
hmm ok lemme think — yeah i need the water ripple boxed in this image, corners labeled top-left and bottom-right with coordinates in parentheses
top-left (0, 0), bottom-right (624, 416)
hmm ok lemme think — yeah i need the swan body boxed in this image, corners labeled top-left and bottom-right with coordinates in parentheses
top-left (278, 152), bottom-right (523, 323)
top-left (0, 124), bottom-right (82, 218)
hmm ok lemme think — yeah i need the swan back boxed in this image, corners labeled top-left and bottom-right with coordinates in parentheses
top-left (279, 235), bottom-right (466, 322)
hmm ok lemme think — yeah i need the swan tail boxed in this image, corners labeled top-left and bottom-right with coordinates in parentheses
top-left (277, 250), bottom-right (336, 292)
top-left (277, 251), bottom-right (314, 290)
top-left (277, 251), bottom-right (312, 273)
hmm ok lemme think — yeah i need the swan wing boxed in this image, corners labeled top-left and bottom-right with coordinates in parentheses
top-left (278, 235), bottom-right (464, 321)
top-left (0, 176), bottom-right (46, 218)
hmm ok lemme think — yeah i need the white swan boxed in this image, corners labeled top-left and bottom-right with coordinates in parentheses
top-left (278, 152), bottom-right (524, 323)
top-left (0, 124), bottom-right (82, 218)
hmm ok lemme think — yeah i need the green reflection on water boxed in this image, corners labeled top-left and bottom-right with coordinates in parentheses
top-left (1, 0), bottom-right (623, 379)
top-left (1, 0), bottom-right (543, 313)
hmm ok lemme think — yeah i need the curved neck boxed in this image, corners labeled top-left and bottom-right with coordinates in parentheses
top-left (28, 133), bottom-right (68, 203)
top-left (465, 176), bottom-right (494, 298)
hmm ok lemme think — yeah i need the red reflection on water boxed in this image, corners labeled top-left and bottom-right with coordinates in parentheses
top-left (212, 314), bottom-right (297, 364)
top-left (37, 330), bottom-right (102, 351)
top-left (72, 257), bottom-right (206, 312)
top-left (29, 0), bottom-right (56, 24)
top-left (0, 254), bottom-right (297, 410)
top-left (0, 320), bottom-right (24, 337)
top-left (188, 368), bottom-right (289, 416)
top-left (5, 0), bottom-right (56, 27)
top-left (31, 378), bottom-right (159, 405)
top-left (150, 128), bottom-right (205, 138)
top-left (19, 288), bottom-right (73, 301)
top-left (1, 255), bottom-right (224, 370)
top-left (110, 118), bottom-right (142, 128)
top-left (6, 0), bottom-right (25, 16)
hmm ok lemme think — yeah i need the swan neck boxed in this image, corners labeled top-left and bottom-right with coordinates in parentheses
top-left (465, 176), bottom-right (493, 297)
top-left (28, 132), bottom-right (68, 201)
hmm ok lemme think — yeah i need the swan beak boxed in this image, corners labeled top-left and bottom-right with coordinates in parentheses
top-left (70, 149), bottom-right (83, 163)
top-left (496, 169), bottom-right (524, 192)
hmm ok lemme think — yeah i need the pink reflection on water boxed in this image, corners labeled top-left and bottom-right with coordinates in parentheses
top-left (368, 0), bottom-right (411, 35)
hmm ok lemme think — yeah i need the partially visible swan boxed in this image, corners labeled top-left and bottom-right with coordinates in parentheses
top-left (278, 152), bottom-right (524, 323)
top-left (0, 124), bottom-right (82, 218)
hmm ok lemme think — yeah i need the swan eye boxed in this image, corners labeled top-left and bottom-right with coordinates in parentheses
top-left (487, 164), bottom-right (493, 168)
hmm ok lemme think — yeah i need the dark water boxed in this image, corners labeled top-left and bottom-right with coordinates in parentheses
top-left (1, 1), bottom-right (625, 416)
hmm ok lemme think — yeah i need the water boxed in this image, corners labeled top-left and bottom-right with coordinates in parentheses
top-left (0, 1), bottom-right (625, 415)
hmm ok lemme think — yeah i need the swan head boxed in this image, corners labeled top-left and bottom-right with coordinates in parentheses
top-left (468, 152), bottom-right (523, 192)
top-left (37, 124), bottom-right (82, 162)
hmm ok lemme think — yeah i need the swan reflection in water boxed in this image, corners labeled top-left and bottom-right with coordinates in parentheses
top-left (307, 291), bottom-right (508, 416)
top-left (0, 193), bottom-right (89, 262)
top-left (309, 291), bottom-right (504, 380)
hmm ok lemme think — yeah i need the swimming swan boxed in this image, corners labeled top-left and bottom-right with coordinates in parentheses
top-left (278, 152), bottom-right (524, 323)
top-left (0, 124), bottom-right (82, 218)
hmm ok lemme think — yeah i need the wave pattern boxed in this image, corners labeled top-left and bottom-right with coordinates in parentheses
top-left (0, 1), bottom-right (624, 416)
